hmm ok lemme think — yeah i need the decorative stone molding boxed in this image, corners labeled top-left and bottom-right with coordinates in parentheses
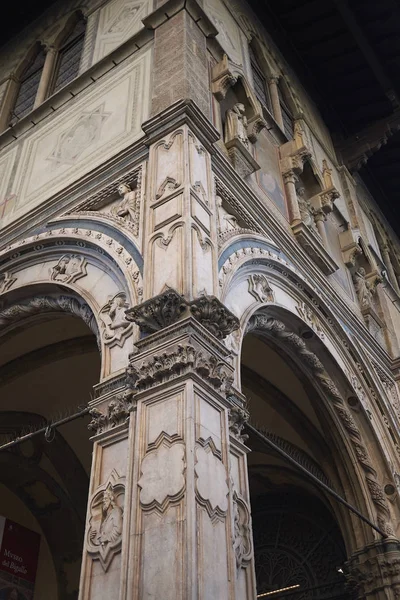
top-left (87, 469), bottom-right (125, 571)
top-left (138, 443), bottom-right (186, 513)
top-left (155, 176), bottom-right (181, 200)
top-left (248, 273), bottom-right (274, 303)
top-left (0, 272), bottom-right (16, 294)
top-left (296, 300), bottom-right (325, 339)
top-left (88, 391), bottom-right (133, 435)
top-left (215, 177), bottom-right (261, 234)
top-left (189, 294), bottom-right (240, 339)
top-left (195, 446), bottom-right (229, 521)
top-left (246, 313), bottom-right (394, 536)
top-left (99, 292), bottom-right (132, 347)
top-left (228, 404), bottom-right (249, 443)
top-left (291, 220), bottom-right (339, 275)
top-left (126, 288), bottom-right (187, 334)
top-left (50, 254), bottom-right (87, 284)
top-left (127, 343), bottom-right (233, 394)
top-left (0, 295), bottom-right (98, 339)
top-left (346, 541), bottom-right (400, 599)
top-left (232, 491), bottom-right (253, 570)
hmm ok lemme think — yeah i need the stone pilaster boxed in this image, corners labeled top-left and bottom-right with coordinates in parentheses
top-left (79, 376), bottom-right (134, 600)
top-left (143, 104), bottom-right (220, 300)
top-left (112, 291), bottom-right (255, 599)
top-left (347, 539), bottom-right (400, 600)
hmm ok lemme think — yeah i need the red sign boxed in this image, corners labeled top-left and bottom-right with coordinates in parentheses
top-left (0, 517), bottom-right (40, 600)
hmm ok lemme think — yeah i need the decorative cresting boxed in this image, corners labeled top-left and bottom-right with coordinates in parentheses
top-left (0, 294), bottom-right (98, 339)
top-left (126, 288), bottom-right (187, 333)
top-left (127, 288), bottom-right (240, 340)
top-left (346, 540), bottom-right (400, 599)
top-left (88, 390), bottom-right (134, 435)
top-left (246, 314), bottom-right (394, 537)
top-left (87, 469), bottom-right (125, 571)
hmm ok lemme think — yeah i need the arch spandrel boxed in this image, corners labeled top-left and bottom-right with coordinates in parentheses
top-left (222, 245), bottom-right (400, 546)
top-left (0, 223), bottom-right (144, 379)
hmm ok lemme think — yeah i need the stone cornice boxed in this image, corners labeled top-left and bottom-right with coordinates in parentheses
top-left (142, 99), bottom-right (220, 151)
top-left (142, 0), bottom-right (218, 37)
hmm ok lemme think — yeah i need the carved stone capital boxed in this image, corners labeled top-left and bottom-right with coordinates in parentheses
top-left (126, 317), bottom-right (234, 396)
top-left (88, 390), bottom-right (134, 435)
top-left (228, 404), bottom-right (249, 443)
top-left (346, 540), bottom-right (400, 599)
top-left (126, 288), bottom-right (187, 333)
top-left (189, 294), bottom-right (239, 340)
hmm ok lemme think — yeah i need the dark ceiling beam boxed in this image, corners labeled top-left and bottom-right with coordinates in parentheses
top-left (333, 0), bottom-right (398, 107)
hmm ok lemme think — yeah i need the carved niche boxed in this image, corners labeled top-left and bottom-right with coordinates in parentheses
top-left (87, 469), bottom-right (125, 571)
top-left (248, 274), bottom-right (274, 303)
top-left (99, 292), bottom-right (133, 347)
top-left (50, 254), bottom-right (87, 284)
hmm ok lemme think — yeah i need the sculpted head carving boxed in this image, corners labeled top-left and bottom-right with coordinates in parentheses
top-left (118, 183), bottom-right (131, 196)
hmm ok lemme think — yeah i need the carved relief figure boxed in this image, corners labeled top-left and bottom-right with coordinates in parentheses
top-left (353, 267), bottom-right (374, 309)
top-left (224, 103), bottom-right (249, 148)
top-left (87, 469), bottom-right (125, 571)
top-left (296, 186), bottom-right (315, 230)
top-left (216, 196), bottom-right (238, 233)
top-left (90, 486), bottom-right (123, 548)
top-left (99, 292), bottom-right (132, 346)
top-left (248, 274), bottom-right (274, 303)
top-left (51, 254), bottom-right (87, 284)
top-left (112, 183), bottom-right (137, 223)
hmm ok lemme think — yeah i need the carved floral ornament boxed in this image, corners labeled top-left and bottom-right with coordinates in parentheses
top-left (87, 469), bottom-right (125, 571)
top-left (0, 272), bottom-right (16, 294)
top-left (126, 288), bottom-right (239, 340)
top-left (127, 343), bottom-right (233, 396)
top-left (88, 390), bottom-right (134, 435)
top-left (246, 313), bottom-right (395, 537)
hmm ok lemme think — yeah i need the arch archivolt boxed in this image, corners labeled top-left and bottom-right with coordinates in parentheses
top-left (221, 241), bottom-right (400, 542)
top-left (0, 218), bottom-right (144, 379)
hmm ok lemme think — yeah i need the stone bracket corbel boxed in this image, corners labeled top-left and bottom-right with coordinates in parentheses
top-left (211, 54), bottom-right (238, 101)
top-left (339, 228), bottom-right (362, 268)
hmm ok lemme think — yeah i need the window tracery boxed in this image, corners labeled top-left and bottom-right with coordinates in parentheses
top-left (51, 16), bottom-right (86, 95)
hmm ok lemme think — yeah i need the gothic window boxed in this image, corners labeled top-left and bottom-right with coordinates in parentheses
top-left (51, 16), bottom-right (86, 95)
top-left (278, 81), bottom-right (294, 139)
top-left (11, 47), bottom-right (46, 122)
top-left (249, 44), bottom-right (271, 114)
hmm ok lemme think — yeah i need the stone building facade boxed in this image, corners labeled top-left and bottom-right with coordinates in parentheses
top-left (0, 0), bottom-right (400, 599)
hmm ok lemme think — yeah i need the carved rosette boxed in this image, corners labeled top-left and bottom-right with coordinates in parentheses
top-left (126, 288), bottom-right (187, 333)
top-left (87, 469), bottom-right (125, 571)
top-left (88, 391), bottom-right (133, 435)
top-left (189, 295), bottom-right (240, 340)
